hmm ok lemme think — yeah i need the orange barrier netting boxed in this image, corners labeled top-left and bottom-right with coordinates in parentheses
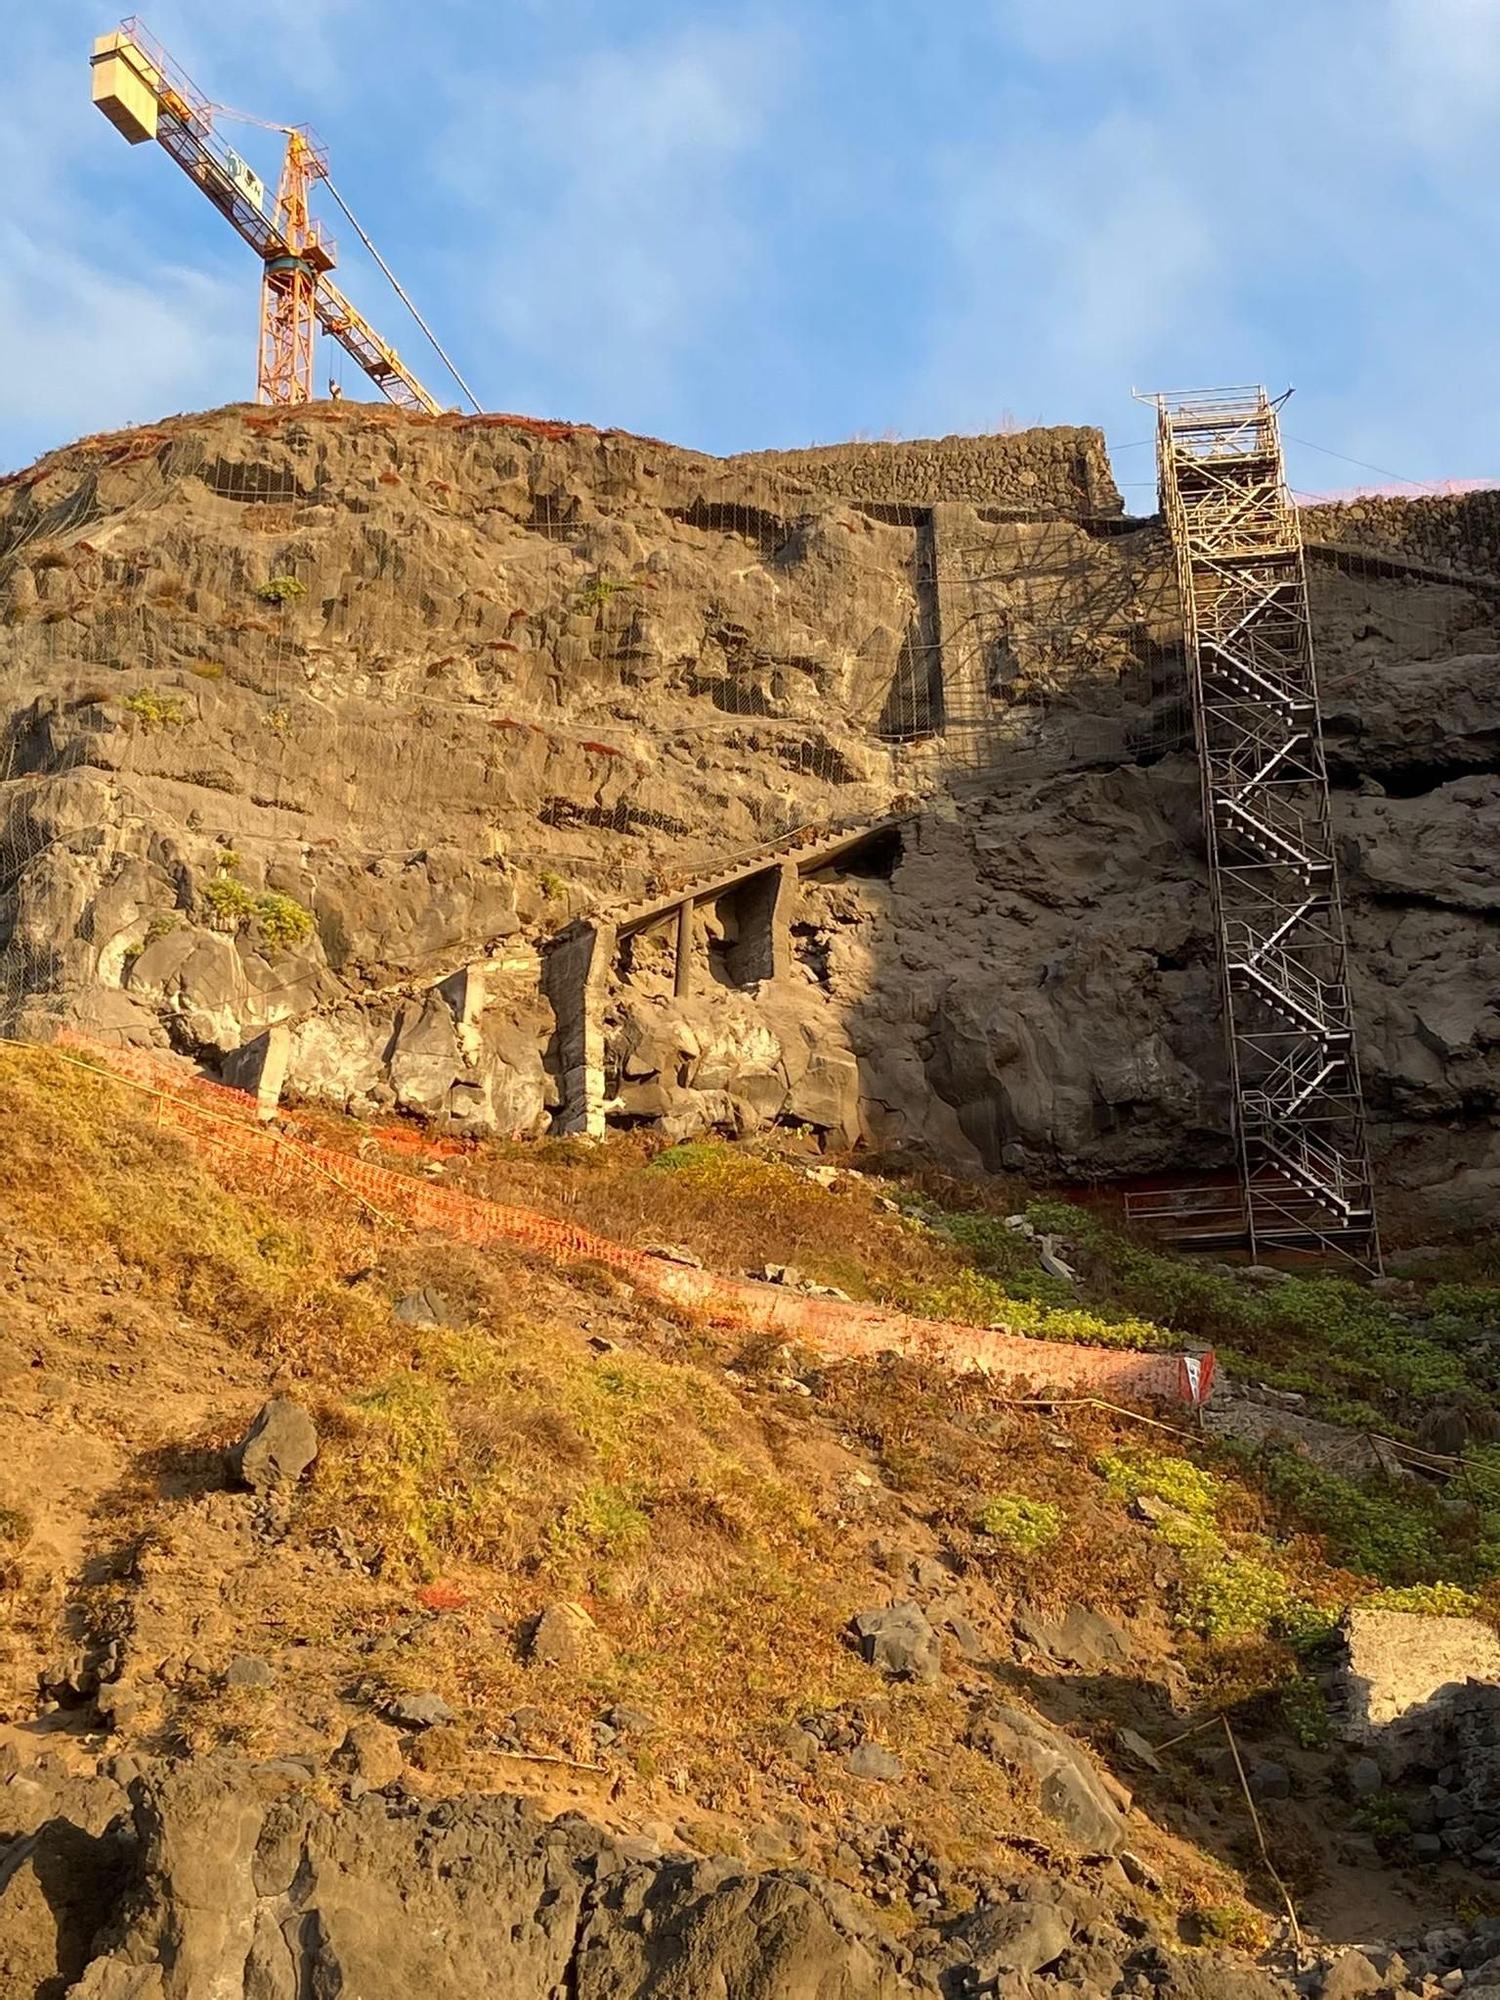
top-left (54, 1037), bottom-right (1212, 1404)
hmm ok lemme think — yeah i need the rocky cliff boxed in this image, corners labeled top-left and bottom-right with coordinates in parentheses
top-left (1, 404), bottom-right (1497, 1226)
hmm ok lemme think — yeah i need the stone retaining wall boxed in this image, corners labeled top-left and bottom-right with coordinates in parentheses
top-left (1302, 489), bottom-right (1500, 577)
top-left (730, 427), bottom-right (1122, 517)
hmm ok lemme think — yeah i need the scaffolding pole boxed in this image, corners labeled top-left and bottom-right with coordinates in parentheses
top-left (1153, 387), bottom-right (1379, 1265)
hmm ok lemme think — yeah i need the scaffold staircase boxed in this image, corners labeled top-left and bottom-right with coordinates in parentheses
top-left (1152, 387), bottom-right (1379, 1264)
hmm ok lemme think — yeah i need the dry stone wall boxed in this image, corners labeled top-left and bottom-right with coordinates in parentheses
top-left (730, 427), bottom-right (1122, 515)
top-left (1303, 489), bottom-right (1500, 578)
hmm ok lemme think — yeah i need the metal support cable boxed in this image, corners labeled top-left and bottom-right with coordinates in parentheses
top-left (322, 176), bottom-right (483, 414)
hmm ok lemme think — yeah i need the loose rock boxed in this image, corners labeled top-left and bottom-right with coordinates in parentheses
top-left (232, 1397), bottom-right (319, 1493)
top-left (848, 1602), bottom-right (942, 1683)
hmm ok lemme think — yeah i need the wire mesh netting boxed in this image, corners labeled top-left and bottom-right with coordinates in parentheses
top-left (1, 412), bottom-right (1498, 1036)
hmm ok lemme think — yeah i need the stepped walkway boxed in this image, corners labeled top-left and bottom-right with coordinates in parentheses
top-left (41, 1034), bottom-right (1211, 1406)
top-left (543, 813), bottom-right (913, 1138)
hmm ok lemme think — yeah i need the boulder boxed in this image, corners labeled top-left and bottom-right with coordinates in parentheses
top-left (1013, 1601), bottom-right (1132, 1671)
top-left (231, 1398), bottom-right (318, 1494)
top-left (51, 1757), bottom-right (919, 2000)
top-left (223, 1655), bottom-right (272, 1689)
top-left (966, 1702), bottom-right (1128, 1853)
top-left (333, 1721), bottom-right (405, 1788)
top-left (1319, 1950), bottom-right (1385, 2000)
top-left (843, 1743), bottom-right (904, 1784)
top-left (384, 1691), bottom-right (456, 1730)
top-left (848, 1602), bottom-right (942, 1684)
top-left (526, 1600), bottom-right (600, 1668)
top-left (0, 1818), bottom-right (131, 2000)
top-left (942, 1897), bottom-right (1072, 1981)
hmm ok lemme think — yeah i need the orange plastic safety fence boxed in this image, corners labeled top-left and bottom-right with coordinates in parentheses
top-left (54, 1037), bottom-right (1210, 1404)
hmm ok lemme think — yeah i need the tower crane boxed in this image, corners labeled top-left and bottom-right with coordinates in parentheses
top-left (90, 18), bottom-right (481, 416)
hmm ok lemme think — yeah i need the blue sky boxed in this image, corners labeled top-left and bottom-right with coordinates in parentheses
top-left (4, 0), bottom-right (1499, 505)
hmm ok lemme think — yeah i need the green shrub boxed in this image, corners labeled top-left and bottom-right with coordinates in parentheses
top-left (974, 1492), bottom-right (1063, 1554)
top-left (576, 573), bottom-right (636, 611)
top-left (1426, 1284), bottom-right (1500, 1326)
top-left (259, 574), bottom-right (306, 604)
top-left (1352, 1790), bottom-right (1412, 1853)
top-left (906, 1208), bottom-right (1077, 1306)
top-left (1085, 1237), bottom-right (1470, 1423)
top-left (123, 690), bottom-right (186, 728)
top-left (898, 1269), bottom-right (1177, 1350)
top-left (1096, 1447), bottom-right (1223, 1519)
top-left (200, 879), bottom-right (314, 951)
top-left (202, 876), bottom-right (256, 930)
top-left (1022, 1199), bottom-right (1102, 1242)
top-left (1281, 1672), bottom-right (1331, 1748)
top-left (255, 891), bottom-right (315, 950)
top-left (1170, 1533), bottom-right (1299, 1640)
top-left (1364, 1581), bottom-right (1480, 1616)
top-left (1193, 1903), bottom-right (1261, 1949)
top-left (1260, 1451), bottom-right (1446, 1586)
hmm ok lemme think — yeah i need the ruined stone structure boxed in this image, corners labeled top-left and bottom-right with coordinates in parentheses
top-left (1, 403), bottom-right (1497, 1229)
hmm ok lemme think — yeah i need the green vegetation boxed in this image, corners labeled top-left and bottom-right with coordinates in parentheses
top-left (1096, 1447), bottom-right (1327, 1641)
top-left (576, 573), bottom-right (636, 611)
top-left (123, 689), bottom-right (186, 728)
top-left (201, 876), bottom-right (315, 952)
top-left (1352, 1790), bottom-right (1412, 1854)
top-left (202, 876), bottom-right (257, 929)
top-left (1365, 1581), bottom-right (1481, 1616)
top-left (258, 573), bottom-right (306, 604)
top-left (255, 891), bottom-right (315, 950)
top-left (895, 1267), bottom-right (1178, 1349)
top-left (1280, 1672), bottom-right (1331, 1749)
top-left (974, 1492), bottom-right (1062, 1554)
top-left (940, 1196), bottom-right (1496, 1434)
top-left (1097, 1447), bottom-right (1222, 1518)
top-left (1257, 1450), bottom-right (1450, 1587)
top-left (1192, 1903), bottom-right (1262, 1950)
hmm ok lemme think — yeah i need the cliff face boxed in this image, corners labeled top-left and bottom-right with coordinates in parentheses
top-left (0, 403), bottom-right (1497, 1225)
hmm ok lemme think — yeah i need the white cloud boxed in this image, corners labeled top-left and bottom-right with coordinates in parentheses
top-left (912, 2), bottom-right (1500, 486)
top-left (435, 17), bottom-right (795, 427)
top-left (0, 227), bottom-right (244, 470)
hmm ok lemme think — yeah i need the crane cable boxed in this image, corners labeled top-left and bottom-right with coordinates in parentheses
top-left (321, 175), bottom-right (483, 414)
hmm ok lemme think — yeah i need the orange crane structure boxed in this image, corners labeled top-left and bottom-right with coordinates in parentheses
top-left (90, 18), bottom-right (479, 416)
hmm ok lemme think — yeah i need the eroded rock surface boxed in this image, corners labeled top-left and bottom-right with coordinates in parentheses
top-left (0, 1754), bottom-right (1320, 2000)
top-left (1, 407), bottom-right (1497, 1221)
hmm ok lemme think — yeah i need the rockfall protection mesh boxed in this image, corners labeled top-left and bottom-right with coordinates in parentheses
top-left (1, 410), bottom-right (1497, 1171)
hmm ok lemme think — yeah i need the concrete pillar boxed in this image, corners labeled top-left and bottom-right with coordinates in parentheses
top-left (221, 1023), bottom-right (290, 1122)
top-left (541, 919), bottom-right (616, 1137)
top-left (673, 899), bottom-right (693, 998)
top-left (723, 861), bottom-right (797, 987)
top-left (440, 963), bottom-right (487, 1066)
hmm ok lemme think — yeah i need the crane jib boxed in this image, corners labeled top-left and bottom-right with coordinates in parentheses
top-left (91, 18), bottom-right (457, 415)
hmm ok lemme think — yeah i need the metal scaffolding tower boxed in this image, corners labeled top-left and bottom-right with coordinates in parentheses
top-left (1153, 387), bottom-right (1378, 1264)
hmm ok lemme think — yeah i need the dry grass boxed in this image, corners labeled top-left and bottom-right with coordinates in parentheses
top-left (0, 1044), bottom-right (1440, 1934)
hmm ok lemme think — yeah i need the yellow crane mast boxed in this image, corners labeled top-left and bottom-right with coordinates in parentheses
top-left (91, 18), bottom-right (477, 416)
